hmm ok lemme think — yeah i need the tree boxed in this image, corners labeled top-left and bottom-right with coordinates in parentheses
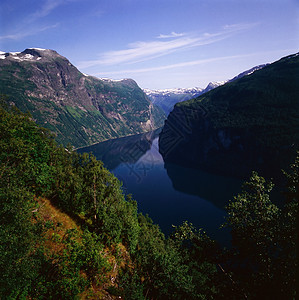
top-left (281, 153), bottom-right (298, 297)
top-left (223, 170), bottom-right (297, 299)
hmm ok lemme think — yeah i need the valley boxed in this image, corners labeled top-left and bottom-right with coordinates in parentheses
top-left (0, 49), bottom-right (297, 299)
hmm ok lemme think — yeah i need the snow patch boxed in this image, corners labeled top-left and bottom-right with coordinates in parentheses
top-left (4, 51), bottom-right (42, 61)
top-left (11, 53), bottom-right (37, 61)
top-left (144, 87), bottom-right (203, 97)
top-left (23, 54), bottom-right (34, 60)
top-left (286, 52), bottom-right (299, 59)
top-left (100, 78), bottom-right (124, 82)
top-left (28, 48), bottom-right (47, 51)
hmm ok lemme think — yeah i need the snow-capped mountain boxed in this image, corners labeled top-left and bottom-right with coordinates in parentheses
top-left (228, 64), bottom-right (269, 82)
top-left (0, 48), bottom-right (165, 148)
top-left (144, 64), bottom-right (268, 115)
top-left (143, 87), bottom-right (203, 97)
top-left (200, 81), bottom-right (227, 94)
top-left (143, 87), bottom-right (203, 115)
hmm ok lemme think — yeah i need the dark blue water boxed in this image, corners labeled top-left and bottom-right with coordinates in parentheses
top-left (77, 130), bottom-right (243, 246)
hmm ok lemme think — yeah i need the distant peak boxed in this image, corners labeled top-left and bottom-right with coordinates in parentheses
top-left (0, 48), bottom-right (67, 62)
top-left (144, 87), bottom-right (203, 96)
top-left (23, 48), bottom-right (61, 57)
top-left (99, 77), bottom-right (126, 82)
top-left (99, 78), bottom-right (137, 87)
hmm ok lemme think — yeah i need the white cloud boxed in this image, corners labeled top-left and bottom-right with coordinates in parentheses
top-left (78, 34), bottom-right (226, 68)
top-left (92, 54), bottom-right (250, 76)
top-left (95, 48), bottom-right (297, 78)
top-left (157, 32), bottom-right (186, 39)
top-left (223, 22), bottom-right (260, 31)
top-left (79, 23), bottom-right (258, 69)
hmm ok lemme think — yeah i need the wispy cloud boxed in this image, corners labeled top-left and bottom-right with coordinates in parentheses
top-left (96, 48), bottom-right (296, 77)
top-left (28, 0), bottom-right (85, 22)
top-left (0, 23), bottom-right (59, 41)
top-left (79, 23), bottom-right (258, 69)
top-left (0, 0), bottom-right (78, 41)
top-left (79, 33), bottom-right (227, 68)
top-left (93, 54), bottom-right (251, 76)
top-left (30, 0), bottom-right (63, 20)
top-left (157, 32), bottom-right (186, 39)
top-left (80, 36), bottom-right (209, 67)
top-left (222, 22), bottom-right (260, 31)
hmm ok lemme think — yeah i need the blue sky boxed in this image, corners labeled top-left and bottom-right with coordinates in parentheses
top-left (0, 0), bottom-right (298, 89)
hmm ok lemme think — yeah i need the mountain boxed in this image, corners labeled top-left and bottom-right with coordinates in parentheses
top-left (144, 87), bottom-right (203, 115)
top-left (0, 48), bottom-right (165, 148)
top-left (200, 81), bottom-right (227, 93)
top-left (228, 64), bottom-right (269, 82)
top-left (145, 65), bottom-right (268, 115)
top-left (159, 53), bottom-right (299, 179)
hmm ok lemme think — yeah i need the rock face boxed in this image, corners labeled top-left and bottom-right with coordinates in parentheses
top-left (159, 53), bottom-right (299, 179)
top-left (0, 48), bottom-right (165, 148)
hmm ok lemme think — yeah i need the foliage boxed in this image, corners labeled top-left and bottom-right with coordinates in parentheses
top-left (0, 98), bottom-right (55, 195)
top-left (176, 53), bottom-right (299, 148)
top-left (223, 170), bottom-right (297, 299)
top-left (0, 55), bottom-right (166, 148)
top-left (0, 186), bottom-right (43, 298)
top-left (0, 94), bottom-right (297, 299)
top-left (170, 221), bottom-right (220, 299)
top-left (32, 229), bottom-right (110, 299)
top-left (160, 54), bottom-right (299, 178)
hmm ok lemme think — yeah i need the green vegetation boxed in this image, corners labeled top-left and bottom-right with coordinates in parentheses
top-left (160, 53), bottom-right (299, 178)
top-left (0, 51), bottom-right (165, 148)
top-left (0, 96), bottom-right (297, 299)
top-left (177, 53), bottom-right (299, 147)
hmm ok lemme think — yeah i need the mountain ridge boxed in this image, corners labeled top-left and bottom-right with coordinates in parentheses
top-left (0, 48), bottom-right (165, 148)
top-left (144, 64), bottom-right (268, 115)
top-left (159, 53), bottom-right (299, 178)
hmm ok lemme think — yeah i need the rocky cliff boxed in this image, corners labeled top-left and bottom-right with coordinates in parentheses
top-left (0, 48), bottom-right (165, 148)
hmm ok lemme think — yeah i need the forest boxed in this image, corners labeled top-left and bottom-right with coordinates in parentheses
top-left (0, 94), bottom-right (297, 299)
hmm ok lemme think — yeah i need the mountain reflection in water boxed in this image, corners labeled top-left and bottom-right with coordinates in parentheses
top-left (78, 129), bottom-right (161, 170)
top-left (77, 130), bottom-right (242, 245)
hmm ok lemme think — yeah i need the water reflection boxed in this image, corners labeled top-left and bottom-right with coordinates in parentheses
top-left (77, 130), bottom-right (243, 245)
top-left (77, 129), bottom-right (161, 170)
top-left (164, 163), bottom-right (243, 210)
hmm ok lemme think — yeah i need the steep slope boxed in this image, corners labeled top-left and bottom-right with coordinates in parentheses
top-left (159, 53), bottom-right (299, 178)
top-left (228, 64), bottom-right (268, 82)
top-left (0, 48), bottom-right (165, 148)
top-left (145, 65), bottom-right (268, 116)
